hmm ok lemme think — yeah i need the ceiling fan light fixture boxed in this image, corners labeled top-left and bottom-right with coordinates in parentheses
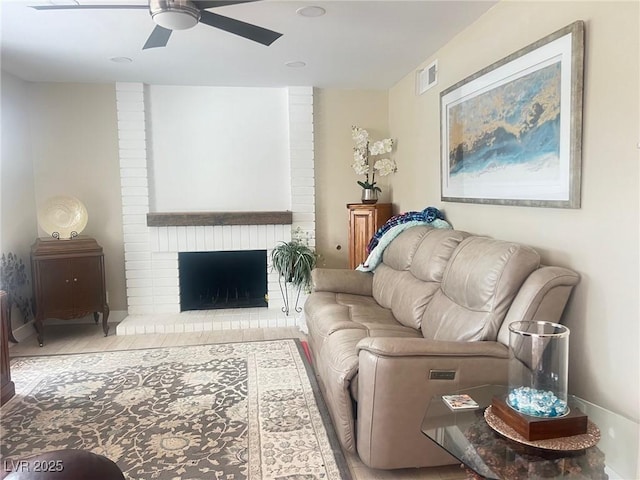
top-left (149, 0), bottom-right (201, 30)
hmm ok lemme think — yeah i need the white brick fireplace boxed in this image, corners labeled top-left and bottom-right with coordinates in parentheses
top-left (114, 83), bottom-right (315, 335)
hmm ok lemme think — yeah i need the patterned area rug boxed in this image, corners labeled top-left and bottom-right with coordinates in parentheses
top-left (1, 339), bottom-right (352, 480)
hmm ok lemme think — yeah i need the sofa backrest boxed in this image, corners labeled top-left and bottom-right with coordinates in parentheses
top-left (372, 226), bottom-right (468, 330)
top-left (420, 236), bottom-right (540, 342)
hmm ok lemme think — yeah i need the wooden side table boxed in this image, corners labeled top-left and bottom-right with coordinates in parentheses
top-left (347, 203), bottom-right (392, 269)
top-left (1, 291), bottom-right (16, 405)
top-left (31, 236), bottom-right (109, 347)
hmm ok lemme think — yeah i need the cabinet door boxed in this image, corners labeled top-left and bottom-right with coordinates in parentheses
top-left (350, 209), bottom-right (376, 269)
top-left (37, 258), bottom-right (74, 316)
top-left (71, 256), bottom-right (104, 311)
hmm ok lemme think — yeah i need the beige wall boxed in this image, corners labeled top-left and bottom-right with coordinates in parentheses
top-left (0, 72), bottom-right (38, 334)
top-left (314, 89), bottom-right (389, 268)
top-left (28, 83), bottom-right (126, 312)
top-left (389, 1), bottom-right (639, 421)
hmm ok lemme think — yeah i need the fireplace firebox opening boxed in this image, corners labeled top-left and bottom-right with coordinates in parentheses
top-left (179, 250), bottom-right (268, 311)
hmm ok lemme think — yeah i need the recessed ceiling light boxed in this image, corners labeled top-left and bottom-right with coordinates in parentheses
top-left (110, 56), bottom-right (133, 64)
top-left (296, 6), bottom-right (326, 17)
top-left (285, 61), bottom-right (306, 68)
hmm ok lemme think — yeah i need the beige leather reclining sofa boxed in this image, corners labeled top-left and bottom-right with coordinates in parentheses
top-left (304, 225), bottom-right (579, 470)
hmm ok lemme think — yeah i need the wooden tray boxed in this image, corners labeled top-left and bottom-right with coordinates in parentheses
top-left (485, 405), bottom-right (600, 451)
top-left (491, 395), bottom-right (587, 440)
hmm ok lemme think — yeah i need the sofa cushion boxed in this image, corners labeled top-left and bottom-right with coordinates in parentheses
top-left (378, 225), bottom-right (432, 271)
top-left (305, 291), bottom-right (418, 356)
top-left (409, 229), bottom-right (470, 282)
top-left (421, 237), bottom-right (540, 342)
top-left (373, 227), bottom-right (468, 330)
top-left (306, 292), bottom-right (406, 330)
top-left (373, 266), bottom-right (439, 330)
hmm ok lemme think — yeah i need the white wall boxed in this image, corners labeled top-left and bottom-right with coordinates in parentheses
top-left (389, 1), bottom-right (639, 424)
top-left (147, 86), bottom-right (290, 212)
top-left (0, 72), bottom-right (38, 337)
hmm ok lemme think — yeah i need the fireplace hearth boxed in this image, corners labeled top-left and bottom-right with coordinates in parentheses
top-left (179, 250), bottom-right (268, 311)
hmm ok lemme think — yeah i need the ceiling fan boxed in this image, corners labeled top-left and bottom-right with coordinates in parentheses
top-left (31, 0), bottom-right (283, 49)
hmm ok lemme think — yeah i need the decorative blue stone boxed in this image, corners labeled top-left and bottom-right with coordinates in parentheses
top-left (507, 386), bottom-right (568, 417)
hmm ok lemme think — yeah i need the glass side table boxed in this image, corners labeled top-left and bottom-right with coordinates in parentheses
top-left (421, 385), bottom-right (638, 480)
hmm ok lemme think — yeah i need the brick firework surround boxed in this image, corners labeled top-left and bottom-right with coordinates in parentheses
top-left (115, 83), bottom-right (315, 334)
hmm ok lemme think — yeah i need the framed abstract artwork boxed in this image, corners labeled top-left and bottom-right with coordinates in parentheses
top-left (440, 21), bottom-right (584, 208)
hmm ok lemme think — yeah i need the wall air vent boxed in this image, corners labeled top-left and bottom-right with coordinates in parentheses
top-left (416, 59), bottom-right (438, 95)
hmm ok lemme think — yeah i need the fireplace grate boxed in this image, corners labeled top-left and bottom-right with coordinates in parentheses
top-left (179, 250), bottom-right (268, 311)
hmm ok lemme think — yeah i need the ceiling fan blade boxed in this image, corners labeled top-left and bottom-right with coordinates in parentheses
top-left (199, 10), bottom-right (281, 46)
top-left (143, 25), bottom-right (173, 49)
top-left (31, 4), bottom-right (147, 10)
top-left (194, 0), bottom-right (259, 9)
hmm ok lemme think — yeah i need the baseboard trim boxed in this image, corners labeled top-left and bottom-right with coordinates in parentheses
top-left (9, 311), bottom-right (128, 343)
top-left (12, 321), bottom-right (36, 343)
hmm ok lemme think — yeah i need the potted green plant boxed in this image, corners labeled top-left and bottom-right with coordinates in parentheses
top-left (271, 230), bottom-right (317, 315)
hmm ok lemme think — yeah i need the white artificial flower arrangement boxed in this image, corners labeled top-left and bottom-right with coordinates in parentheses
top-left (351, 126), bottom-right (397, 192)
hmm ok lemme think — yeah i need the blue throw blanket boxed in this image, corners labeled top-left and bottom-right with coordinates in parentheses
top-left (366, 207), bottom-right (446, 253)
top-left (357, 207), bottom-right (450, 272)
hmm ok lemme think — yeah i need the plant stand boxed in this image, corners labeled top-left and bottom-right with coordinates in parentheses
top-left (278, 276), bottom-right (303, 316)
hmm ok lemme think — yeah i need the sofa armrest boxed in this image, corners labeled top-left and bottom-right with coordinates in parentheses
top-left (497, 265), bottom-right (580, 344)
top-left (356, 337), bottom-right (508, 358)
top-left (355, 336), bottom-right (508, 469)
top-left (311, 268), bottom-right (373, 296)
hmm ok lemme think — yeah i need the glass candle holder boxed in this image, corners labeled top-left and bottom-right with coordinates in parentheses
top-left (507, 321), bottom-right (570, 417)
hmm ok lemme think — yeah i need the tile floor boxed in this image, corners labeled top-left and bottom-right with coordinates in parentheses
top-left (7, 322), bottom-right (469, 480)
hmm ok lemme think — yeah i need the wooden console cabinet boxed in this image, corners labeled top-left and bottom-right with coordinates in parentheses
top-left (1, 291), bottom-right (15, 405)
top-left (31, 236), bottom-right (109, 347)
top-left (347, 203), bottom-right (393, 269)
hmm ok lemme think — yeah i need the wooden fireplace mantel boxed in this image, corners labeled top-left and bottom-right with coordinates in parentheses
top-left (146, 211), bottom-right (293, 227)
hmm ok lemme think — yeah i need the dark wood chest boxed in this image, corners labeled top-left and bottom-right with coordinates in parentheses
top-left (31, 236), bottom-right (109, 346)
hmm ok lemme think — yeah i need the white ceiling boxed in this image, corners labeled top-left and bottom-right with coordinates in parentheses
top-left (0, 0), bottom-right (496, 89)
